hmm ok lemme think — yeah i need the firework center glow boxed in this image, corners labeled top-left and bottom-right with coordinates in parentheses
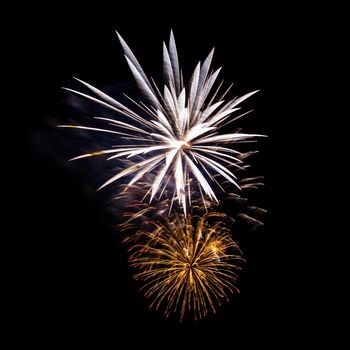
top-left (170, 139), bottom-right (191, 150)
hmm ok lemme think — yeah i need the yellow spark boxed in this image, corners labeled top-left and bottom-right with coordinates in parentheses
top-left (125, 213), bottom-right (243, 320)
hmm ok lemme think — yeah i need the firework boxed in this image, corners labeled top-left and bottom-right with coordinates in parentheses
top-left (125, 213), bottom-right (243, 320)
top-left (59, 31), bottom-right (265, 214)
top-left (59, 30), bottom-right (266, 321)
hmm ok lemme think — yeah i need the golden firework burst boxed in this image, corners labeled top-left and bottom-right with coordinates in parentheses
top-left (125, 212), bottom-right (243, 320)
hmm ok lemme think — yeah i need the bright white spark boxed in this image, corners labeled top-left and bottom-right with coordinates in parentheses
top-left (59, 31), bottom-right (265, 214)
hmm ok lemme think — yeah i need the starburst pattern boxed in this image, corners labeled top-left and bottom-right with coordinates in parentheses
top-left (125, 212), bottom-right (243, 320)
top-left (59, 31), bottom-right (264, 214)
top-left (58, 30), bottom-right (266, 321)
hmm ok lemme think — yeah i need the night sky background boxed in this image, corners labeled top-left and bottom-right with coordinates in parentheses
top-left (18, 2), bottom-right (325, 347)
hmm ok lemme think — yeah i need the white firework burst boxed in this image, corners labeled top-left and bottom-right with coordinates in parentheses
top-left (59, 31), bottom-right (265, 214)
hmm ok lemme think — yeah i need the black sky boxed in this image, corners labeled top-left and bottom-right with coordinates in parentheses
top-left (17, 2), bottom-right (321, 346)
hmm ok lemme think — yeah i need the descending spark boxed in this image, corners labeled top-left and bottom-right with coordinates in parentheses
top-left (59, 31), bottom-right (265, 214)
top-left (117, 173), bottom-right (265, 229)
top-left (124, 212), bottom-right (243, 320)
